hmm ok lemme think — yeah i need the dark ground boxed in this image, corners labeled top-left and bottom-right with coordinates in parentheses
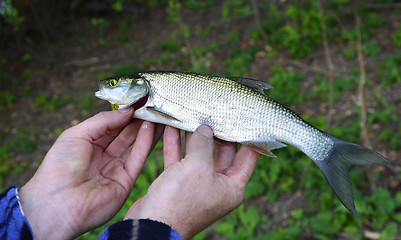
top-left (1, 1), bottom-right (401, 238)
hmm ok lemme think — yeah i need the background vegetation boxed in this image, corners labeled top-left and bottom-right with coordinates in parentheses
top-left (1, 0), bottom-right (400, 239)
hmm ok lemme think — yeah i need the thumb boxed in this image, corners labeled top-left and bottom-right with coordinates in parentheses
top-left (65, 108), bottom-right (135, 141)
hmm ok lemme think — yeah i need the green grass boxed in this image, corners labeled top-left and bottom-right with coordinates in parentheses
top-left (2, 0), bottom-right (401, 238)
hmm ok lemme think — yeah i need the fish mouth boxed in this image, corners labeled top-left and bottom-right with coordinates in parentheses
top-left (95, 89), bottom-right (107, 100)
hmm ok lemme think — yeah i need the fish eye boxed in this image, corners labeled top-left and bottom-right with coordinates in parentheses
top-left (109, 79), bottom-right (118, 87)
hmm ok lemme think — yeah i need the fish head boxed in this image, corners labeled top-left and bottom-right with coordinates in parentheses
top-left (95, 75), bottom-right (149, 109)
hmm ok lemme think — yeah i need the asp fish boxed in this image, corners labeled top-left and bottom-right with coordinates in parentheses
top-left (95, 71), bottom-right (389, 215)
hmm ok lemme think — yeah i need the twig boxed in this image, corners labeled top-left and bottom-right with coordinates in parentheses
top-left (250, 0), bottom-right (268, 43)
top-left (354, 1), bottom-right (371, 148)
top-left (286, 60), bottom-right (344, 77)
top-left (354, 0), bottom-right (377, 192)
top-left (363, 230), bottom-right (380, 240)
top-left (320, 6), bottom-right (334, 133)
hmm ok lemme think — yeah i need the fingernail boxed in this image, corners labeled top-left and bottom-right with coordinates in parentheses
top-left (118, 107), bottom-right (132, 113)
top-left (196, 125), bottom-right (212, 138)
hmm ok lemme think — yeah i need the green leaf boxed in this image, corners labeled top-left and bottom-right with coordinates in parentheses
top-left (363, 41), bottom-right (381, 57)
top-left (112, 0), bottom-right (124, 12)
top-left (244, 179), bottom-right (266, 199)
top-left (342, 49), bottom-right (356, 59)
top-left (392, 25), bottom-right (401, 48)
top-left (215, 221), bottom-right (234, 235)
top-left (371, 188), bottom-right (395, 214)
top-left (292, 208), bottom-right (304, 219)
top-left (193, 230), bottom-right (206, 240)
top-left (239, 206), bottom-right (261, 232)
top-left (379, 223), bottom-right (397, 240)
top-left (311, 211), bottom-right (342, 235)
top-left (21, 53), bottom-right (32, 62)
top-left (269, 66), bottom-right (304, 105)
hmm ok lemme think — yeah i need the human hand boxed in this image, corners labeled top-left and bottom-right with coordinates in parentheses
top-left (19, 108), bottom-right (163, 239)
top-left (124, 125), bottom-right (260, 239)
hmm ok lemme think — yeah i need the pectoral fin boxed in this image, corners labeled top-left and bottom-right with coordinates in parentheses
top-left (146, 107), bottom-right (181, 122)
top-left (244, 140), bottom-right (287, 157)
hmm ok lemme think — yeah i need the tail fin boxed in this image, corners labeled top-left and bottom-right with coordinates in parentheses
top-left (313, 135), bottom-right (389, 216)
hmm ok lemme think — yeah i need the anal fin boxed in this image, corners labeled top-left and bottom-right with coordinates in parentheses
top-left (244, 140), bottom-right (287, 157)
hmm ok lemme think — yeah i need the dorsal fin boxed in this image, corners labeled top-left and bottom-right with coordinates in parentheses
top-left (226, 77), bottom-right (273, 96)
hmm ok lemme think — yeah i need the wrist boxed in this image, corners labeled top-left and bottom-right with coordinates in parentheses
top-left (19, 185), bottom-right (77, 240)
top-left (124, 201), bottom-right (193, 239)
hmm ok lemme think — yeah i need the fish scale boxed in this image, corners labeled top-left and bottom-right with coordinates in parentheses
top-left (95, 70), bottom-right (389, 216)
top-left (141, 71), bottom-right (332, 161)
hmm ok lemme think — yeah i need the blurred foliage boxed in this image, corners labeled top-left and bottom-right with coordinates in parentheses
top-left (113, 63), bottom-right (139, 76)
top-left (1, 0), bottom-right (401, 239)
top-left (0, 0), bottom-right (25, 31)
top-left (311, 72), bottom-right (358, 102)
top-left (222, 0), bottom-right (252, 21)
top-left (34, 93), bottom-right (73, 111)
top-left (0, 127), bottom-right (34, 185)
top-left (268, 66), bottom-right (304, 105)
top-left (392, 24), bottom-right (401, 47)
top-left (280, 2), bottom-right (322, 58)
top-left (377, 54), bottom-right (401, 87)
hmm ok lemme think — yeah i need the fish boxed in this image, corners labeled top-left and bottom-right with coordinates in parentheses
top-left (95, 70), bottom-right (389, 215)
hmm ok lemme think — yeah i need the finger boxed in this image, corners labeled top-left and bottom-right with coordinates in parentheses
top-left (214, 139), bottom-right (236, 173)
top-left (163, 126), bottom-right (182, 170)
top-left (125, 121), bottom-right (156, 182)
top-left (63, 108), bottom-right (135, 144)
top-left (185, 125), bottom-right (214, 164)
top-left (105, 119), bottom-right (144, 157)
top-left (224, 145), bottom-right (260, 190)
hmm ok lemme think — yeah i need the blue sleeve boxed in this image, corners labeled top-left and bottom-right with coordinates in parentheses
top-left (0, 187), bottom-right (33, 240)
top-left (99, 219), bottom-right (183, 240)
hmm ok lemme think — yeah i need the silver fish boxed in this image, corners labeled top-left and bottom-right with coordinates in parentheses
top-left (95, 70), bottom-right (389, 215)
